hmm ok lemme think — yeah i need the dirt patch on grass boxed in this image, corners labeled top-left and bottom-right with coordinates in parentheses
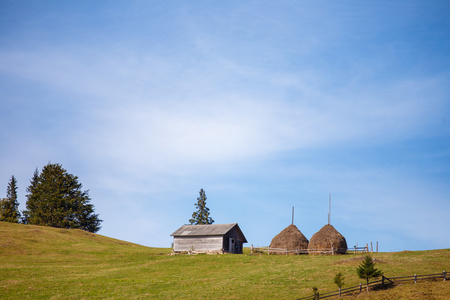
top-left (0, 241), bottom-right (14, 248)
top-left (336, 256), bottom-right (387, 265)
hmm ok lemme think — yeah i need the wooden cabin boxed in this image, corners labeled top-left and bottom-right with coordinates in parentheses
top-left (171, 223), bottom-right (247, 254)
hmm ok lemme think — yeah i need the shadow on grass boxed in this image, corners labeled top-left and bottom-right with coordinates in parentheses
top-left (371, 283), bottom-right (396, 291)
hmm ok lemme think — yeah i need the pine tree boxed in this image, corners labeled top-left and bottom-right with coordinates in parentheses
top-left (189, 189), bottom-right (214, 225)
top-left (25, 163), bottom-right (102, 232)
top-left (356, 255), bottom-right (383, 291)
top-left (21, 168), bottom-right (39, 224)
top-left (0, 175), bottom-right (21, 223)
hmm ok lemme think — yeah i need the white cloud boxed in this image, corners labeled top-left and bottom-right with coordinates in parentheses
top-left (1, 46), bottom-right (447, 183)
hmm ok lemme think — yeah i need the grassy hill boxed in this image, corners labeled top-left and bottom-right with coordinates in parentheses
top-left (1, 222), bottom-right (449, 299)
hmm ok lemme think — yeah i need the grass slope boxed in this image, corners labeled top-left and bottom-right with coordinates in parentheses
top-left (1, 222), bottom-right (449, 299)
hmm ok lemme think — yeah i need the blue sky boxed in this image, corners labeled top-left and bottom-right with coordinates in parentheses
top-left (1, 1), bottom-right (449, 252)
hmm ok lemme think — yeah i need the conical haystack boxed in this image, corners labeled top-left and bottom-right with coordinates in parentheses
top-left (269, 224), bottom-right (309, 255)
top-left (308, 224), bottom-right (347, 254)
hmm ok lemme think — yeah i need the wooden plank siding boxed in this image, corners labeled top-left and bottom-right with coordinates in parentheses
top-left (171, 223), bottom-right (247, 254)
top-left (173, 236), bottom-right (223, 252)
top-left (222, 230), bottom-right (244, 254)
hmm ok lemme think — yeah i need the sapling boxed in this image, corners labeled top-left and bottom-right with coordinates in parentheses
top-left (312, 286), bottom-right (319, 300)
top-left (333, 272), bottom-right (345, 297)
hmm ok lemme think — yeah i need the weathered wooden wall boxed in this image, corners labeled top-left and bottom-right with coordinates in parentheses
top-left (222, 229), bottom-right (245, 254)
top-left (173, 236), bottom-right (223, 252)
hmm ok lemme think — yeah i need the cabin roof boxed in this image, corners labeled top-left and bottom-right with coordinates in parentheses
top-left (171, 223), bottom-right (247, 242)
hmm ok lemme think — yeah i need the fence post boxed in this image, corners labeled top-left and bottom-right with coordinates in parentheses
top-left (371, 242), bottom-right (373, 253)
top-left (366, 243), bottom-right (368, 253)
top-left (251, 244), bottom-right (253, 254)
top-left (414, 274), bottom-right (417, 284)
top-left (354, 245), bottom-right (356, 254)
top-left (268, 247), bottom-right (270, 255)
top-left (443, 270), bottom-right (446, 281)
top-left (382, 276), bottom-right (385, 288)
top-left (332, 246), bottom-right (334, 255)
top-left (359, 282), bottom-right (362, 293)
top-left (376, 241), bottom-right (378, 253)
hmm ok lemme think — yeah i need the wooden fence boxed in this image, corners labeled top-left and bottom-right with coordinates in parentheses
top-left (297, 270), bottom-right (447, 299)
top-left (250, 245), bottom-right (370, 255)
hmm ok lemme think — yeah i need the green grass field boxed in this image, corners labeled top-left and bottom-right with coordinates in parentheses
top-left (1, 222), bottom-right (449, 299)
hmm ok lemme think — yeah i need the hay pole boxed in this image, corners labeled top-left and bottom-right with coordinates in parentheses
top-left (328, 193), bottom-right (331, 225)
top-left (292, 206), bottom-right (294, 225)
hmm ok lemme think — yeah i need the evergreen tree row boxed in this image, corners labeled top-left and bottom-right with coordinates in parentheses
top-left (0, 163), bottom-right (102, 233)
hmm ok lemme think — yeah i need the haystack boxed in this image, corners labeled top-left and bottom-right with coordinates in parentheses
top-left (269, 224), bottom-right (309, 254)
top-left (308, 224), bottom-right (347, 254)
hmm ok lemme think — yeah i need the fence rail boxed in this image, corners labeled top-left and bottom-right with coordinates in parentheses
top-left (297, 271), bottom-right (447, 299)
top-left (250, 245), bottom-right (369, 255)
top-left (389, 272), bottom-right (447, 283)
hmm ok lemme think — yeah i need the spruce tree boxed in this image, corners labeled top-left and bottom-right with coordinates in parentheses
top-left (0, 175), bottom-right (21, 223)
top-left (21, 168), bottom-right (39, 224)
top-left (356, 255), bottom-right (383, 291)
top-left (189, 189), bottom-right (214, 225)
top-left (25, 163), bottom-right (102, 232)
